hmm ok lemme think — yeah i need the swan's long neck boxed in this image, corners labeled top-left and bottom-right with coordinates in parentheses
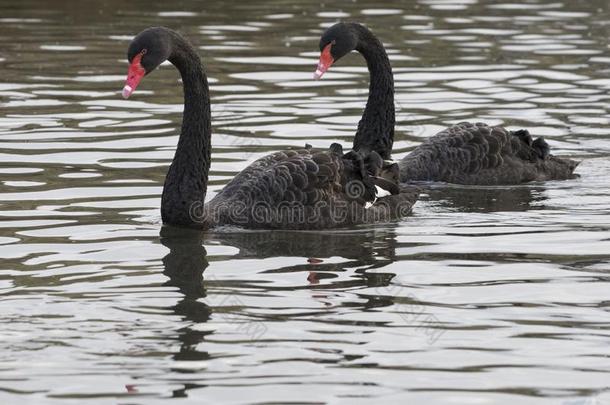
top-left (161, 34), bottom-right (212, 227)
top-left (353, 25), bottom-right (394, 160)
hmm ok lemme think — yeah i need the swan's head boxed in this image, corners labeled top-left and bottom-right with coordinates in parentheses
top-left (122, 27), bottom-right (172, 99)
top-left (314, 22), bottom-right (358, 80)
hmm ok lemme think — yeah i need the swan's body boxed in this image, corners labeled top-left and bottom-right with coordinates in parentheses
top-left (315, 23), bottom-right (579, 185)
top-left (399, 122), bottom-right (579, 185)
top-left (200, 146), bottom-right (417, 229)
top-left (123, 27), bottom-right (417, 230)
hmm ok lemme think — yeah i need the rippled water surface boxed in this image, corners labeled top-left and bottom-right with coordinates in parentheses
top-left (1, 0), bottom-right (609, 403)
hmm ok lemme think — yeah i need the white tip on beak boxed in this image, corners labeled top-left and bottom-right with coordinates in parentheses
top-left (374, 185), bottom-right (392, 198)
top-left (314, 68), bottom-right (324, 80)
top-left (122, 85), bottom-right (133, 99)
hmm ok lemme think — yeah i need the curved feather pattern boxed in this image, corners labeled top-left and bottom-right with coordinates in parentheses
top-left (399, 122), bottom-right (579, 185)
top-left (206, 146), bottom-right (418, 230)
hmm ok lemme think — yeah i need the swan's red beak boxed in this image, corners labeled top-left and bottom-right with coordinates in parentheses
top-left (314, 43), bottom-right (334, 80)
top-left (122, 53), bottom-right (145, 99)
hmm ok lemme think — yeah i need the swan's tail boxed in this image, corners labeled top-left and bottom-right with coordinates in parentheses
top-left (537, 154), bottom-right (581, 180)
top-left (511, 129), bottom-right (580, 180)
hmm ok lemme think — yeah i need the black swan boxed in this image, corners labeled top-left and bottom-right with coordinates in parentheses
top-left (314, 22), bottom-right (579, 185)
top-left (121, 27), bottom-right (418, 230)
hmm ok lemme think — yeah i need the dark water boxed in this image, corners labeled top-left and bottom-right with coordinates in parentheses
top-left (1, 0), bottom-right (609, 403)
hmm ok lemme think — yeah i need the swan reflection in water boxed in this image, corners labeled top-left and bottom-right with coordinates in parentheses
top-left (160, 224), bottom-right (403, 305)
top-left (158, 223), bottom-right (406, 397)
top-left (420, 183), bottom-right (548, 213)
top-left (157, 183), bottom-right (540, 397)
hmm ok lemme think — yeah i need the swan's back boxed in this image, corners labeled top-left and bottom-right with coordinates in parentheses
top-left (399, 122), bottom-right (579, 185)
top-left (215, 147), bottom-right (340, 208)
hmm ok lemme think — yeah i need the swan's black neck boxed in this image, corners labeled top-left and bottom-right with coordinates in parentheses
top-left (161, 31), bottom-right (212, 227)
top-left (352, 24), bottom-right (394, 160)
